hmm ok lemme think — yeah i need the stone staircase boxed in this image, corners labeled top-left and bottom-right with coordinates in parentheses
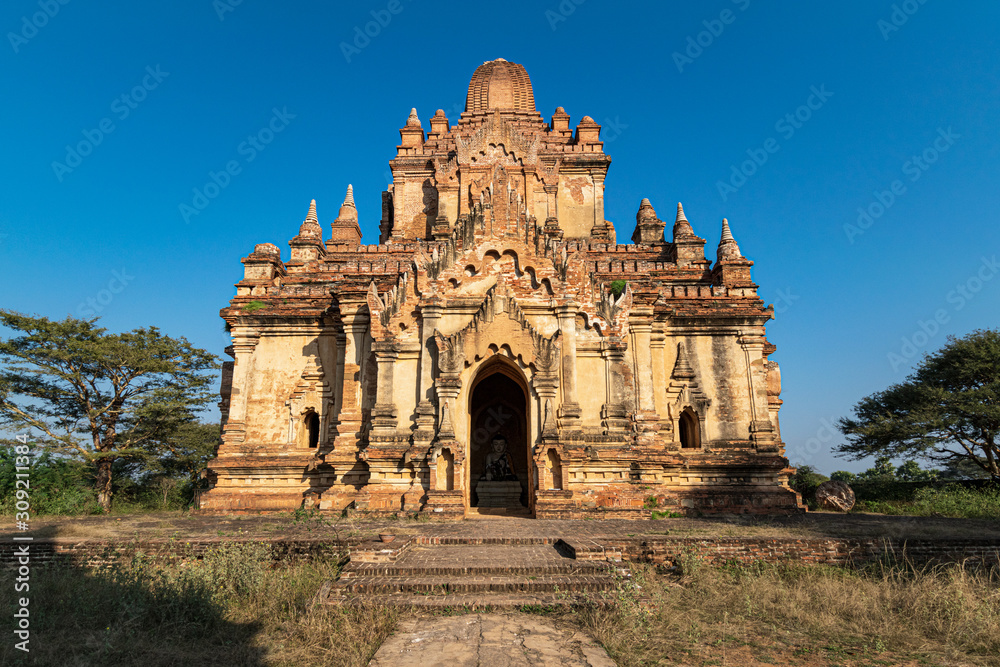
top-left (322, 537), bottom-right (623, 609)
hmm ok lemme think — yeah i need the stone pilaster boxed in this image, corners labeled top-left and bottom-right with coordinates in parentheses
top-left (629, 308), bottom-right (660, 432)
top-left (221, 329), bottom-right (260, 446)
top-left (650, 328), bottom-right (670, 436)
top-left (555, 305), bottom-right (581, 430)
top-left (600, 336), bottom-right (629, 433)
top-left (333, 310), bottom-right (368, 451)
top-left (739, 332), bottom-right (779, 452)
top-left (413, 303), bottom-right (442, 442)
top-left (371, 340), bottom-right (400, 437)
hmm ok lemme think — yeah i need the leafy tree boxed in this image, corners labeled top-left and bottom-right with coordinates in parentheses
top-left (0, 311), bottom-right (217, 511)
top-left (895, 459), bottom-right (938, 482)
top-left (856, 456), bottom-right (897, 481)
top-left (830, 470), bottom-right (857, 483)
top-left (789, 465), bottom-right (829, 501)
top-left (119, 421), bottom-right (221, 484)
top-left (938, 457), bottom-right (993, 480)
top-left (837, 329), bottom-right (1000, 482)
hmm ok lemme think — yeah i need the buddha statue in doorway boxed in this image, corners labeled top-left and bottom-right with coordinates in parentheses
top-left (481, 435), bottom-right (517, 481)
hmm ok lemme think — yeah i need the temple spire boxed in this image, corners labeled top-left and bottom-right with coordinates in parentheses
top-left (720, 217), bottom-right (734, 242)
top-left (406, 108), bottom-right (421, 127)
top-left (337, 184), bottom-right (358, 222)
top-left (631, 198), bottom-right (664, 245)
top-left (329, 184), bottom-right (362, 247)
top-left (717, 217), bottom-right (743, 261)
top-left (673, 202), bottom-right (694, 239)
top-left (297, 198), bottom-right (321, 240)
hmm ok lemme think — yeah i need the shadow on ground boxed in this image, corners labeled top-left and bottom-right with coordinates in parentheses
top-left (0, 557), bottom-right (265, 666)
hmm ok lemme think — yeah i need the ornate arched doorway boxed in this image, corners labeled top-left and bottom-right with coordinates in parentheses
top-left (468, 358), bottom-right (531, 513)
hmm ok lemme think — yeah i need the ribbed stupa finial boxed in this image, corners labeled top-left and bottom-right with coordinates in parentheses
top-left (673, 202), bottom-right (695, 239)
top-left (717, 217), bottom-right (743, 261)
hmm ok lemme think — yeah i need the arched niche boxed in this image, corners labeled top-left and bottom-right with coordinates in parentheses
top-left (467, 356), bottom-right (531, 510)
top-left (679, 407), bottom-right (702, 449)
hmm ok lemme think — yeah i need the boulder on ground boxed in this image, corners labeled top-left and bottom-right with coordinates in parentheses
top-left (815, 480), bottom-right (855, 512)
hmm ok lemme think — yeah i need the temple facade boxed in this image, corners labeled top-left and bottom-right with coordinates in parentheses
top-left (199, 58), bottom-right (805, 517)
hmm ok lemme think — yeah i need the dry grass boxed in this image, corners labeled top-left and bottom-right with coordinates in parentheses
top-left (4, 544), bottom-right (999, 666)
top-left (576, 559), bottom-right (1000, 666)
top-left (0, 550), bottom-right (397, 666)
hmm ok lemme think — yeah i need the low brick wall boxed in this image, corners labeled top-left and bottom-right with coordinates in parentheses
top-left (2, 536), bottom-right (998, 571)
top-left (612, 537), bottom-right (1000, 568)
top-left (0, 538), bottom-right (355, 570)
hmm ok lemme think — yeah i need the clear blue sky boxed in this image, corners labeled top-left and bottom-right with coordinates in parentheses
top-left (2, 1), bottom-right (998, 475)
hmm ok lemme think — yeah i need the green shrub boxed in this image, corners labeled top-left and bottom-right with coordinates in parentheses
top-left (789, 465), bottom-right (829, 508)
top-left (609, 280), bottom-right (627, 298)
top-left (241, 300), bottom-right (269, 313)
top-left (855, 485), bottom-right (1000, 519)
top-left (0, 446), bottom-right (200, 516)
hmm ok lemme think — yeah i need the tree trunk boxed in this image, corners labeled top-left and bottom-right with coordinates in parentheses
top-left (95, 457), bottom-right (114, 513)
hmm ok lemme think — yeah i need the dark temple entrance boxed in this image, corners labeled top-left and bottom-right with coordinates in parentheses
top-left (468, 362), bottom-right (530, 511)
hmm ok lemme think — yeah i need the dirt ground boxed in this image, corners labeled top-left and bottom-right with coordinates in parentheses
top-left (6, 509), bottom-right (1000, 543)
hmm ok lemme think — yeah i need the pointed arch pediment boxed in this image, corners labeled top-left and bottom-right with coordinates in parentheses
top-left (433, 283), bottom-right (559, 375)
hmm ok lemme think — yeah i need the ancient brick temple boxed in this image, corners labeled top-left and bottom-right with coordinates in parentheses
top-left (200, 58), bottom-right (805, 517)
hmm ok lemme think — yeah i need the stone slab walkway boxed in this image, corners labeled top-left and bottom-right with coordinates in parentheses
top-left (369, 613), bottom-right (616, 666)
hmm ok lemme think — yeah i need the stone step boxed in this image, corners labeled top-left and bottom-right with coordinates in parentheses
top-left (335, 573), bottom-right (617, 595)
top-left (466, 507), bottom-right (533, 518)
top-left (340, 543), bottom-right (607, 579)
top-left (327, 591), bottom-right (616, 610)
top-left (359, 543), bottom-right (578, 570)
top-left (328, 540), bottom-right (623, 609)
top-left (340, 560), bottom-right (607, 578)
top-left (414, 536), bottom-right (555, 545)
